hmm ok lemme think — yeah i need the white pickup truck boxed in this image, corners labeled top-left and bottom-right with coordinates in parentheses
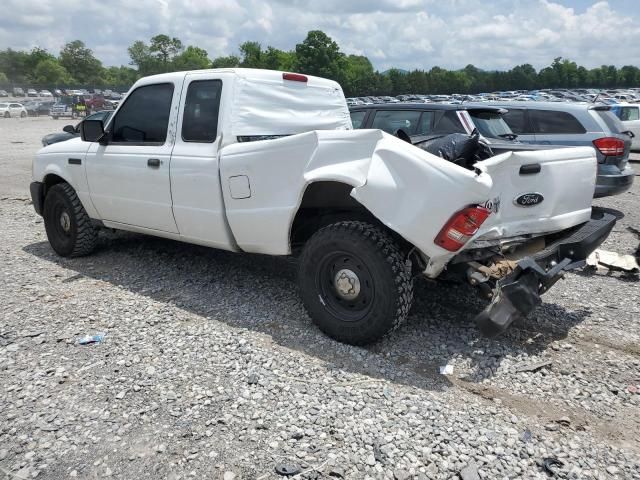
top-left (30, 68), bottom-right (616, 345)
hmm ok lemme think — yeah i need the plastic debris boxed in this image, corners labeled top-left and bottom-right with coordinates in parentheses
top-left (275, 463), bottom-right (301, 476)
top-left (542, 457), bottom-right (565, 476)
top-left (515, 360), bottom-right (552, 373)
top-left (555, 416), bottom-right (571, 427)
top-left (459, 461), bottom-right (481, 480)
top-left (77, 333), bottom-right (106, 345)
top-left (586, 249), bottom-right (639, 272)
top-left (439, 365), bottom-right (454, 375)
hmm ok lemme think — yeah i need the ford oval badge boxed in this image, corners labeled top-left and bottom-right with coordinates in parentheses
top-left (514, 193), bottom-right (544, 207)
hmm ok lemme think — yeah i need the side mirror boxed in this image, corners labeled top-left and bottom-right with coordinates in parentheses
top-left (80, 119), bottom-right (105, 143)
top-left (62, 125), bottom-right (75, 134)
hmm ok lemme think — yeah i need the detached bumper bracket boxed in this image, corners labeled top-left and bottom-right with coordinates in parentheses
top-left (474, 210), bottom-right (616, 337)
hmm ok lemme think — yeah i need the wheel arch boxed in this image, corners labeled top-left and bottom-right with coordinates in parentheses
top-left (290, 180), bottom-right (425, 271)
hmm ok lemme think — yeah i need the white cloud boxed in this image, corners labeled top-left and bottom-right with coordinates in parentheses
top-left (0, 0), bottom-right (638, 71)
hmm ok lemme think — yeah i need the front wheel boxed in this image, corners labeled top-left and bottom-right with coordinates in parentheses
top-left (43, 183), bottom-right (98, 257)
top-left (298, 221), bottom-right (414, 345)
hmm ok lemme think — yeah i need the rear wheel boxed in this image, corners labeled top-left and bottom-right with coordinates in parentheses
top-left (298, 221), bottom-right (413, 345)
top-left (20, 111), bottom-right (26, 118)
top-left (43, 183), bottom-right (98, 257)
top-left (4, 111), bottom-right (9, 118)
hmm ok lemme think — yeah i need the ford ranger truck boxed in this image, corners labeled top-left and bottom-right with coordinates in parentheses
top-left (29, 68), bottom-right (616, 345)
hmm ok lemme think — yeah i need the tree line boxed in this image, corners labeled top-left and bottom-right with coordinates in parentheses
top-left (1, 30), bottom-right (639, 96)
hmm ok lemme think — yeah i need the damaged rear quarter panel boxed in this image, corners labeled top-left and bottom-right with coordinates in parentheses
top-left (219, 129), bottom-right (493, 260)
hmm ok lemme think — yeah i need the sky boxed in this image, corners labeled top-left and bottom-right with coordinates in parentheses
top-left (1, 0), bottom-right (639, 72)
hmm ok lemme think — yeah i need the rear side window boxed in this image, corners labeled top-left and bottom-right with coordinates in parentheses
top-left (112, 83), bottom-right (174, 144)
top-left (594, 110), bottom-right (625, 133)
top-left (432, 110), bottom-right (466, 134)
top-left (417, 112), bottom-right (434, 135)
top-left (468, 111), bottom-right (513, 139)
top-left (502, 109), bottom-right (530, 134)
top-left (372, 110), bottom-right (422, 134)
top-left (350, 111), bottom-right (366, 129)
top-left (617, 106), bottom-right (640, 122)
top-left (530, 110), bottom-right (586, 134)
top-left (182, 80), bottom-right (223, 142)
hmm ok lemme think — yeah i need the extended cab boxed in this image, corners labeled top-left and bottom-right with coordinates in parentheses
top-left (30, 69), bottom-right (616, 344)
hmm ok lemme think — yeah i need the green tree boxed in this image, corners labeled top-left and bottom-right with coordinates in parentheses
top-left (149, 34), bottom-right (183, 71)
top-left (295, 30), bottom-right (346, 82)
top-left (0, 71), bottom-right (8, 84)
top-left (239, 41), bottom-right (263, 68)
top-left (59, 40), bottom-right (102, 84)
top-left (211, 55), bottom-right (241, 68)
top-left (173, 46), bottom-right (211, 70)
top-left (343, 55), bottom-right (376, 96)
top-left (33, 59), bottom-right (74, 84)
top-left (0, 48), bottom-right (30, 82)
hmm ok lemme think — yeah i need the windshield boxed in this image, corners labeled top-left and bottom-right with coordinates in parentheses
top-left (468, 111), bottom-right (514, 139)
top-left (0, 103), bottom-right (7, 108)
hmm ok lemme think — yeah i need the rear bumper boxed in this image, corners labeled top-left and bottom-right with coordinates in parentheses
top-left (595, 164), bottom-right (635, 198)
top-left (475, 209), bottom-right (616, 336)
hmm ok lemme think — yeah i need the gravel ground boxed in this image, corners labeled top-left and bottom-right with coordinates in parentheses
top-left (1, 117), bottom-right (639, 480)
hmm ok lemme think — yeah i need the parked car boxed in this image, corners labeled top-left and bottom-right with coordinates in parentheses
top-left (487, 101), bottom-right (635, 197)
top-left (39, 90), bottom-right (53, 97)
top-left (53, 89), bottom-right (63, 97)
top-left (30, 68), bottom-right (615, 344)
top-left (82, 93), bottom-right (106, 111)
top-left (41, 110), bottom-right (113, 146)
top-left (27, 89), bottom-right (38, 97)
top-left (612, 103), bottom-right (640, 151)
top-left (0, 102), bottom-right (27, 118)
top-left (12, 87), bottom-right (24, 97)
top-left (25, 100), bottom-right (56, 117)
top-left (0, 89), bottom-right (8, 97)
top-left (349, 103), bottom-right (555, 157)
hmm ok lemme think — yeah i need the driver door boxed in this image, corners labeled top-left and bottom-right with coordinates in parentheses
top-left (85, 82), bottom-right (181, 233)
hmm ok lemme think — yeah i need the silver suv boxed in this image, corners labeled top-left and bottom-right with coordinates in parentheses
top-left (479, 102), bottom-right (634, 197)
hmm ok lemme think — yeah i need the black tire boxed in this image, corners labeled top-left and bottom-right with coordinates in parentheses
top-left (52, 116), bottom-right (58, 120)
top-left (20, 111), bottom-right (26, 118)
top-left (4, 111), bottom-right (9, 118)
top-left (298, 221), bottom-right (413, 345)
top-left (43, 183), bottom-right (98, 257)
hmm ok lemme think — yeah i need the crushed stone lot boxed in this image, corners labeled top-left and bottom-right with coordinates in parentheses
top-left (1, 117), bottom-right (639, 479)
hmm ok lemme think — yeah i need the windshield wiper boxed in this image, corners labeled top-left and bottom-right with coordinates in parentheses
top-left (497, 133), bottom-right (518, 141)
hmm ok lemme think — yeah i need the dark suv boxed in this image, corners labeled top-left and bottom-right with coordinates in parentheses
top-left (350, 103), bottom-right (555, 157)
top-left (480, 102), bottom-right (634, 197)
top-left (350, 103), bottom-right (634, 197)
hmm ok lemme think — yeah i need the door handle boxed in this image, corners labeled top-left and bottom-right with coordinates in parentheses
top-left (147, 158), bottom-right (161, 168)
top-left (519, 163), bottom-right (541, 175)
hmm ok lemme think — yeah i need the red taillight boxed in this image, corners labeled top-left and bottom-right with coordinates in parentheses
top-left (593, 137), bottom-right (625, 156)
top-left (434, 206), bottom-right (491, 252)
top-left (282, 72), bottom-right (308, 83)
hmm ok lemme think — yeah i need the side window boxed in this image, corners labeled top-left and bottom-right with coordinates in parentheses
top-left (502, 109), bottom-right (530, 134)
top-left (350, 110), bottom-right (366, 129)
top-left (111, 83), bottom-right (174, 144)
top-left (621, 107), bottom-right (640, 121)
top-left (432, 110), bottom-right (466, 134)
top-left (371, 110), bottom-right (422, 134)
top-left (530, 110), bottom-right (586, 134)
top-left (182, 80), bottom-right (223, 142)
top-left (416, 111), bottom-right (434, 135)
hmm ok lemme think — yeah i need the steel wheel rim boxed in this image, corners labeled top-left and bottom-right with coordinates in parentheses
top-left (316, 250), bottom-right (375, 322)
